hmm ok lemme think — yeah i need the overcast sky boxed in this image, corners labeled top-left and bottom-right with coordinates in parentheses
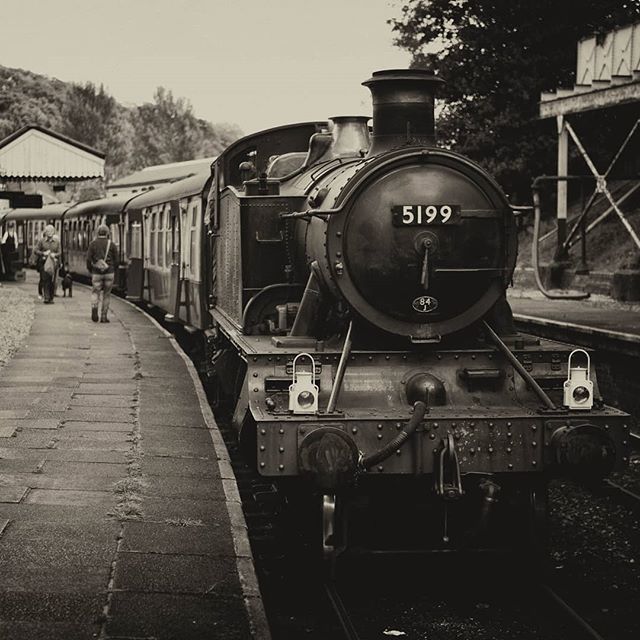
top-left (0, 0), bottom-right (411, 134)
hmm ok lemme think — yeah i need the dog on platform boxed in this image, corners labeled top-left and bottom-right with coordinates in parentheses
top-left (59, 266), bottom-right (73, 298)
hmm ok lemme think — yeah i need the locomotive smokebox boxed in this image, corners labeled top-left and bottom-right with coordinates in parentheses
top-left (363, 69), bottom-right (444, 155)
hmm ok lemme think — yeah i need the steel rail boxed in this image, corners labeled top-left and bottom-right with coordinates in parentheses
top-left (603, 479), bottom-right (640, 508)
top-left (324, 580), bottom-right (362, 640)
top-left (540, 583), bottom-right (606, 640)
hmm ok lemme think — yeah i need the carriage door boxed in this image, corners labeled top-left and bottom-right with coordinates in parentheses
top-left (126, 209), bottom-right (144, 300)
top-left (167, 200), bottom-right (181, 319)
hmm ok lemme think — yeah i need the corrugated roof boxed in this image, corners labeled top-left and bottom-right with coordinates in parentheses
top-left (107, 157), bottom-right (215, 189)
top-left (0, 125), bottom-right (105, 180)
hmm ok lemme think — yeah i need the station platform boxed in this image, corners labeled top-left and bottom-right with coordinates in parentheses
top-left (0, 276), bottom-right (269, 639)
top-left (509, 293), bottom-right (640, 356)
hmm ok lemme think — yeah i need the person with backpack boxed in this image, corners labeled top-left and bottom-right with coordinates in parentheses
top-left (86, 224), bottom-right (118, 323)
top-left (34, 225), bottom-right (61, 304)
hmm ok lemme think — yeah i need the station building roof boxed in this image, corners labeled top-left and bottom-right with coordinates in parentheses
top-left (540, 23), bottom-right (640, 118)
top-left (0, 125), bottom-right (105, 180)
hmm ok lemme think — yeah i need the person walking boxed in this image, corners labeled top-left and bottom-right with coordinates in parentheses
top-left (86, 224), bottom-right (118, 323)
top-left (52, 233), bottom-right (61, 297)
top-left (34, 225), bottom-right (60, 304)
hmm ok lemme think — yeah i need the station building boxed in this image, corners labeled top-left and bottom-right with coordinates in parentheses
top-left (0, 124), bottom-right (105, 208)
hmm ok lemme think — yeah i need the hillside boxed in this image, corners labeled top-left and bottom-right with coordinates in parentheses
top-left (0, 65), bottom-right (243, 182)
top-left (515, 180), bottom-right (640, 290)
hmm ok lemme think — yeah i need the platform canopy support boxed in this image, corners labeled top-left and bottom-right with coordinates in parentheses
top-left (538, 22), bottom-right (640, 296)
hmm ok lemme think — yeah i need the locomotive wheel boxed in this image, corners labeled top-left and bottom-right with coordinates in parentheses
top-left (323, 494), bottom-right (337, 559)
top-left (525, 479), bottom-right (550, 568)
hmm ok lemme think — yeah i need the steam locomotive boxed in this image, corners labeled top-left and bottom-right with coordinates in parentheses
top-left (205, 69), bottom-right (630, 555)
top-left (1, 69), bottom-right (630, 556)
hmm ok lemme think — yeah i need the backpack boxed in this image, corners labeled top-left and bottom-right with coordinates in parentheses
top-left (93, 240), bottom-right (111, 274)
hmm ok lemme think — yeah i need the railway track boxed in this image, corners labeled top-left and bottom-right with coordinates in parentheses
top-left (324, 579), bottom-right (362, 640)
top-left (601, 478), bottom-right (640, 509)
top-left (540, 583), bottom-right (608, 640)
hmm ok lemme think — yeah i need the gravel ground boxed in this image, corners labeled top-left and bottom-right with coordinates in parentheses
top-left (0, 284), bottom-right (35, 369)
top-left (548, 475), bottom-right (640, 640)
top-left (614, 454), bottom-right (640, 493)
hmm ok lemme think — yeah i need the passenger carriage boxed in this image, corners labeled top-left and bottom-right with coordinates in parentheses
top-left (126, 171), bottom-right (211, 330)
top-left (62, 195), bottom-right (137, 291)
top-left (1, 204), bottom-right (67, 267)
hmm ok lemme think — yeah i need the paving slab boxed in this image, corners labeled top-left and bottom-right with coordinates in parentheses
top-left (62, 420), bottom-right (133, 432)
top-left (0, 425), bottom-right (17, 437)
top-left (0, 458), bottom-right (46, 473)
top-left (0, 503), bottom-right (117, 524)
top-left (121, 521), bottom-right (235, 556)
top-left (138, 411), bottom-right (205, 428)
top-left (6, 419), bottom-right (61, 430)
top-left (113, 552), bottom-right (241, 595)
top-left (42, 450), bottom-right (128, 463)
top-left (0, 486), bottom-right (29, 503)
top-left (0, 472), bottom-right (123, 492)
top-left (0, 397), bottom-right (38, 409)
top-left (25, 489), bottom-right (115, 506)
top-left (54, 437), bottom-right (130, 452)
top-left (64, 407), bottom-right (136, 422)
top-left (76, 384), bottom-right (137, 395)
top-left (0, 410), bottom-right (28, 419)
top-left (0, 620), bottom-right (102, 640)
top-left (140, 496), bottom-right (230, 524)
top-left (0, 592), bottom-right (105, 623)
top-left (25, 408), bottom-right (67, 420)
top-left (106, 592), bottom-right (251, 640)
top-left (0, 430), bottom-right (58, 448)
top-left (69, 395), bottom-right (134, 408)
top-left (142, 475), bottom-right (226, 500)
top-left (143, 456), bottom-right (221, 478)
top-left (43, 460), bottom-right (127, 477)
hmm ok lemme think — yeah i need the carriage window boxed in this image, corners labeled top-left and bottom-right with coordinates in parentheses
top-left (150, 212), bottom-right (157, 264)
top-left (172, 212), bottom-right (180, 262)
top-left (157, 209), bottom-right (165, 268)
top-left (168, 211), bottom-right (176, 266)
top-left (131, 222), bottom-right (142, 259)
top-left (189, 202), bottom-right (199, 279)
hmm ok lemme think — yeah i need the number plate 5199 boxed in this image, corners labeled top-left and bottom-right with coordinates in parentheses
top-left (392, 204), bottom-right (461, 226)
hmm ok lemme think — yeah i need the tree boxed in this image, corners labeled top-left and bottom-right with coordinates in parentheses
top-left (390, 1), bottom-right (640, 201)
top-left (0, 65), bottom-right (243, 183)
top-left (62, 82), bottom-right (135, 181)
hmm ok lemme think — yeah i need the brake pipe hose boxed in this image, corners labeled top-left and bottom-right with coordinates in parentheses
top-left (360, 401), bottom-right (427, 470)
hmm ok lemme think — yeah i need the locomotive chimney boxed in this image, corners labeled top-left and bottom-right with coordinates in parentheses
top-left (363, 69), bottom-right (444, 155)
